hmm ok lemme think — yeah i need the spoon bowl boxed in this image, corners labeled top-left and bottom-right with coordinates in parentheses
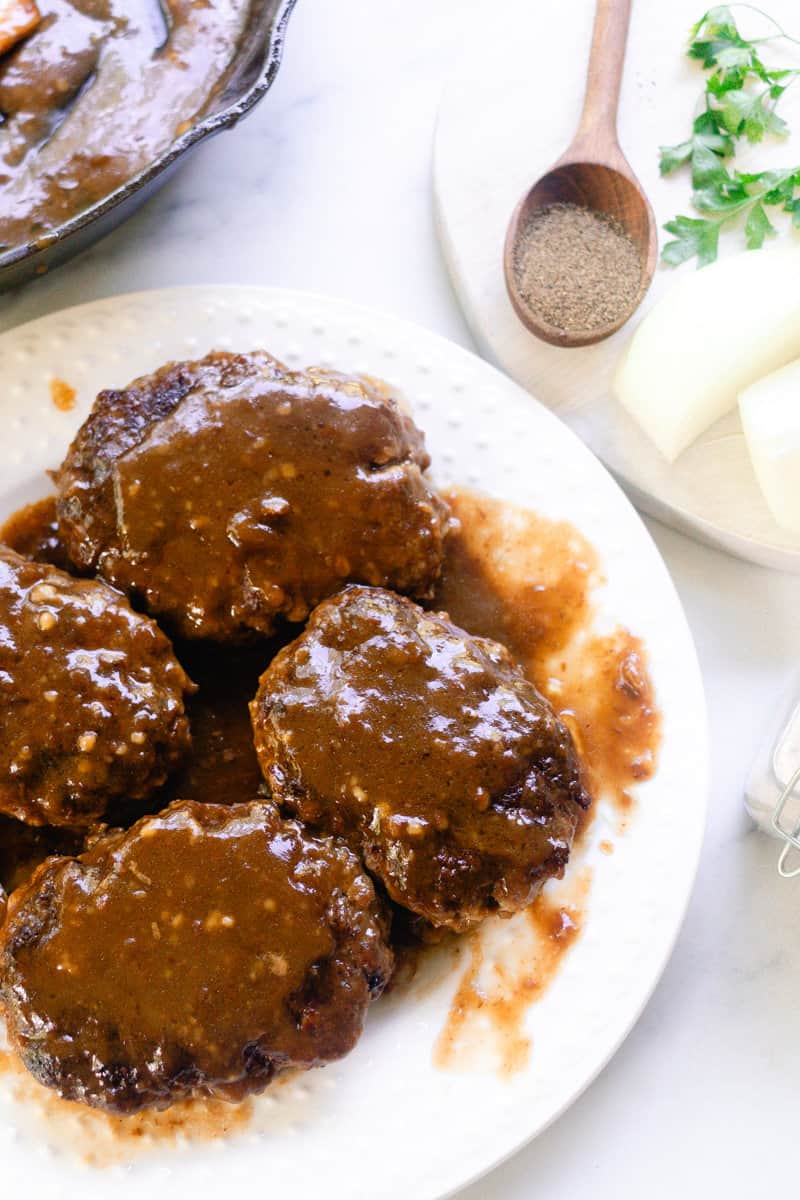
top-left (503, 0), bottom-right (658, 348)
top-left (504, 159), bottom-right (657, 348)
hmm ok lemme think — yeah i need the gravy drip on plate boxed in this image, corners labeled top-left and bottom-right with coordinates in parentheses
top-left (433, 869), bottom-right (590, 1075)
top-left (0, 0), bottom-right (250, 251)
top-left (433, 487), bottom-right (661, 814)
top-left (49, 377), bottom-right (76, 412)
top-left (430, 487), bottom-right (661, 1073)
top-left (0, 1041), bottom-right (255, 1164)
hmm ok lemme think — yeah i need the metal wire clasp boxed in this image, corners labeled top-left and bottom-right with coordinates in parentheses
top-left (772, 765), bottom-right (800, 879)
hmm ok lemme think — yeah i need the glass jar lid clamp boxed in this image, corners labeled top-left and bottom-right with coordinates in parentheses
top-left (745, 690), bottom-right (800, 878)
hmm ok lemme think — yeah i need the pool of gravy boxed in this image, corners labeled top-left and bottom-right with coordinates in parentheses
top-left (0, 814), bottom-right (81, 898)
top-left (0, 484), bottom-right (661, 1129)
top-left (433, 487), bottom-right (661, 815)
top-left (0, 494), bottom-right (73, 571)
top-left (162, 639), bottom-right (284, 808)
top-left (0, 0), bottom-right (250, 252)
top-left (432, 869), bottom-right (591, 1076)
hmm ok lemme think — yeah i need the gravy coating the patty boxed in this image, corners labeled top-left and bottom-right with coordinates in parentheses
top-left (55, 351), bottom-right (451, 641)
top-left (0, 800), bottom-right (393, 1114)
top-left (251, 586), bottom-right (590, 932)
top-left (0, 545), bottom-right (193, 827)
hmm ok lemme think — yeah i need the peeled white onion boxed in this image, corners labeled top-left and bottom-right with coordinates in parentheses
top-left (614, 247), bottom-right (800, 462)
top-left (739, 359), bottom-right (800, 535)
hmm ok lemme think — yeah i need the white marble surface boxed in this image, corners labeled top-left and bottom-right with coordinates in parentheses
top-left (1, 1), bottom-right (798, 1194)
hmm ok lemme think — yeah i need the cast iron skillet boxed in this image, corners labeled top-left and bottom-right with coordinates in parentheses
top-left (0, 0), bottom-right (298, 292)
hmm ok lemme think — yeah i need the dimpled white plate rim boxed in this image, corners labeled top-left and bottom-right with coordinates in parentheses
top-left (0, 287), bottom-right (707, 1200)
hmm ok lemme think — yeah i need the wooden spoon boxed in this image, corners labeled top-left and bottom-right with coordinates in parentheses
top-left (504, 0), bottom-right (657, 348)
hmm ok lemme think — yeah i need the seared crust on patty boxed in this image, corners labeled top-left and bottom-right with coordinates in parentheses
top-left (55, 351), bottom-right (451, 641)
top-left (251, 586), bottom-right (590, 932)
top-left (0, 545), bottom-right (193, 828)
top-left (0, 799), bottom-right (393, 1113)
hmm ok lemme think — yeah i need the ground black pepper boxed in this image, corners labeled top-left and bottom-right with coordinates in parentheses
top-left (511, 202), bottom-right (642, 335)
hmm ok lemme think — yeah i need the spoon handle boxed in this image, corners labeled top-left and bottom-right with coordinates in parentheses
top-left (574, 0), bottom-right (632, 148)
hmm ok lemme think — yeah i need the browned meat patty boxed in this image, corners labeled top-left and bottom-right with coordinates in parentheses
top-left (251, 586), bottom-right (591, 932)
top-left (0, 545), bottom-right (194, 828)
top-left (54, 351), bottom-right (451, 642)
top-left (0, 799), bottom-right (393, 1114)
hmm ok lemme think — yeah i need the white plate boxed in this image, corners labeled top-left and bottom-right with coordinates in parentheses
top-left (434, 0), bottom-right (800, 571)
top-left (0, 287), bottom-right (707, 1199)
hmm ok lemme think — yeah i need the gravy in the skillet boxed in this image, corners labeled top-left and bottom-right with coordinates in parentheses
top-left (0, 0), bottom-right (250, 251)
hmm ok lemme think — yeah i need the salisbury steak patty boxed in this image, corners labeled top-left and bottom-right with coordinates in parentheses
top-left (0, 546), bottom-right (193, 828)
top-left (54, 351), bottom-right (450, 641)
top-left (251, 586), bottom-right (590, 932)
top-left (0, 800), bottom-right (393, 1114)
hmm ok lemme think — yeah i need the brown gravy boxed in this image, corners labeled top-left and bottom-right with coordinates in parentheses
top-left (0, 0), bottom-right (250, 252)
top-left (0, 813), bottom-right (81, 895)
top-left (0, 1044), bottom-right (254, 1164)
top-left (559, 628), bottom-right (660, 816)
top-left (430, 488), bottom-right (661, 1071)
top-left (433, 870), bottom-right (590, 1076)
top-left (433, 488), bottom-right (661, 812)
top-left (0, 483), bottom-right (662, 1139)
top-left (49, 377), bottom-right (76, 412)
top-left (163, 640), bottom-right (285, 809)
top-left (0, 494), bottom-right (73, 570)
top-left (0, 500), bottom-right (284, 827)
top-left (434, 488), bottom-right (600, 664)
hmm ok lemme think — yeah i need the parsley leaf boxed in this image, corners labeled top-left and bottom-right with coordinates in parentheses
top-left (714, 44), bottom-right (756, 73)
top-left (719, 88), bottom-right (789, 141)
top-left (662, 216), bottom-right (721, 266)
top-left (688, 7), bottom-right (746, 70)
top-left (662, 5), bottom-right (800, 266)
top-left (744, 200), bottom-right (777, 247)
top-left (690, 140), bottom-right (733, 186)
top-left (659, 111), bottom-right (734, 179)
top-left (659, 139), bottom-right (694, 174)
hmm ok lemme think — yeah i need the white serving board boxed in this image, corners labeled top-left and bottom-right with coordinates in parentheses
top-left (0, 287), bottom-right (707, 1199)
top-left (434, 0), bottom-right (800, 571)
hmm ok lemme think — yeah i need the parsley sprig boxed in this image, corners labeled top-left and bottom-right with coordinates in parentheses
top-left (661, 5), bottom-right (800, 266)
